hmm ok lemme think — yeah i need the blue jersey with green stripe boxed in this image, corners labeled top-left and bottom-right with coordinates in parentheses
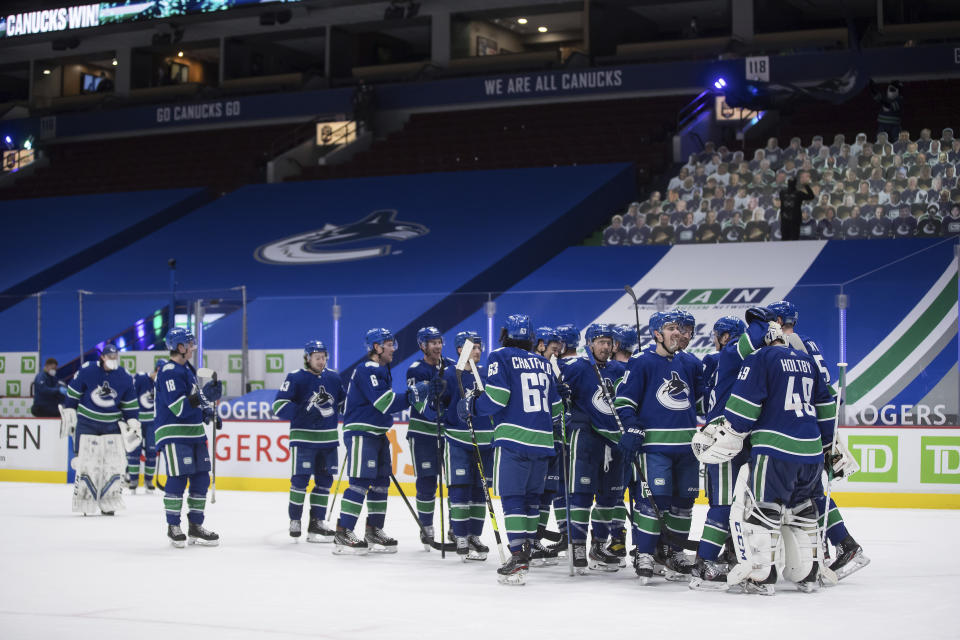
top-left (724, 345), bottom-right (836, 464)
top-left (342, 359), bottom-right (410, 438)
top-left (796, 332), bottom-right (837, 397)
top-left (273, 367), bottom-right (345, 448)
top-left (154, 361), bottom-right (206, 447)
top-left (562, 356), bottom-right (625, 443)
top-left (421, 362), bottom-right (492, 450)
top-left (133, 373), bottom-right (156, 424)
top-left (406, 356), bottom-right (456, 437)
top-left (614, 349), bottom-right (705, 451)
top-left (65, 361), bottom-right (138, 426)
top-left (705, 321), bottom-right (768, 423)
top-left (473, 347), bottom-right (562, 457)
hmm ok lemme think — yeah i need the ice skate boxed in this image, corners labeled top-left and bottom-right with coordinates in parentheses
top-left (744, 566), bottom-right (777, 596)
top-left (188, 523), bottom-right (220, 546)
top-left (588, 540), bottom-right (621, 572)
top-left (456, 535), bottom-right (470, 561)
top-left (289, 519), bottom-right (302, 539)
top-left (127, 478), bottom-right (138, 493)
top-left (547, 532), bottom-right (568, 556)
top-left (333, 526), bottom-right (368, 555)
top-left (571, 543), bottom-right (588, 575)
top-left (829, 535), bottom-right (870, 581)
top-left (420, 525), bottom-right (435, 551)
top-left (307, 518), bottom-right (335, 543)
top-left (530, 539), bottom-right (559, 567)
top-left (497, 544), bottom-right (529, 585)
top-left (634, 552), bottom-right (655, 585)
top-left (689, 557), bottom-right (731, 592)
top-left (606, 531), bottom-right (627, 567)
top-left (663, 548), bottom-right (695, 582)
top-left (364, 525), bottom-right (398, 553)
top-left (466, 535), bottom-right (489, 561)
top-left (144, 478), bottom-right (155, 492)
top-left (167, 524), bottom-right (186, 548)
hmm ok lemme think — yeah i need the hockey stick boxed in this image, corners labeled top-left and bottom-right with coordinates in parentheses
top-left (197, 368), bottom-right (221, 504)
top-left (436, 357), bottom-right (447, 559)
top-left (325, 450), bottom-right (348, 528)
top-left (456, 341), bottom-right (508, 564)
top-left (390, 472), bottom-right (457, 552)
top-left (588, 345), bottom-right (698, 552)
top-left (817, 363), bottom-right (846, 586)
top-left (548, 355), bottom-right (576, 576)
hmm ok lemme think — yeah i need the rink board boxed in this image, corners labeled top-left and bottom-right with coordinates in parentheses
top-left (3, 417), bottom-right (960, 507)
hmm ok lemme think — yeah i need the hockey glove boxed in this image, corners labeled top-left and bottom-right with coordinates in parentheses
top-left (456, 394), bottom-right (477, 423)
top-left (59, 406), bottom-right (77, 439)
top-left (745, 306), bottom-right (775, 324)
top-left (428, 377), bottom-right (447, 402)
top-left (825, 438), bottom-right (859, 480)
top-left (118, 419), bottom-right (143, 453)
top-left (556, 381), bottom-right (573, 403)
top-left (406, 381), bottom-right (431, 409)
top-left (763, 320), bottom-right (784, 346)
top-left (202, 375), bottom-right (223, 403)
top-left (699, 422), bottom-right (746, 464)
top-left (691, 417), bottom-right (723, 462)
top-left (618, 427), bottom-right (645, 456)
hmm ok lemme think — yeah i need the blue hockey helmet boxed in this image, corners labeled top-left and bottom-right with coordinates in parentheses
top-left (767, 300), bottom-right (799, 327)
top-left (364, 328), bottom-right (396, 352)
top-left (154, 358), bottom-right (168, 372)
top-left (677, 310), bottom-right (696, 329)
top-left (648, 310), bottom-right (680, 338)
top-left (555, 324), bottom-right (580, 350)
top-left (502, 314), bottom-right (533, 341)
top-left (304, 340), bottom-right (328, 357)
top-left (164, 327), bottom-right (196, 351)
top-left (613, 324), bottom-right (639, 352)
top-left (713, 316), bottom-right (747, 342)
top-left (536, 326), bottom-right (561, 344)
top-left (455, 330), bottom-right (482, 350)
top-left (416, 326), bottom-right (443, 349)
top-left (585, 323), bottom-right (615, 343)
top-left (100, 343), bottom-right (119, 357)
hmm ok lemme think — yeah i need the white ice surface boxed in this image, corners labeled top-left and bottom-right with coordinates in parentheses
top-left (1, 483), bottom-right (957, 640)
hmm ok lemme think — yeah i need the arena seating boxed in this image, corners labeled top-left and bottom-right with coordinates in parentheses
top-left (0, 123), bottom-right (306, 200)
top-left (293, 95), bottom-right (692, 185)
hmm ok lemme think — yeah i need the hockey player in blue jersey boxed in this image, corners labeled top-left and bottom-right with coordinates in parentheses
top-left (767, 300), bottom-right (869, 580)
top-left (607, 323), bottom-right (639, 564)
top-left (335, 328), bottom-right (438, 555)
top-left (457, 314), bottom-right (563, 585)
top-left (531, 326), bottom-right (564, 566)
top-left (273, 340), bottom-right (345, 542)
top-left (421, 331), bottom-right (492, 561)
top-left (689, 313), bottom-right (774, 590)
top-left (676, 310), bottom-right (696, 352)
top-left (546, 323), bottom-right (581, 555)
top-left (697, 328), bottom-right (838, 594)
top-left (61, 343), bottom-right (141, 515)
top-left (615, 310), bottom-right (706, 583)
top-left (126, 359), bottom-right (164, 493)
top-left (405, 326), bottom-right (456, 550)
top-left (612, 325), bottom-right (638, 363)
top-left (563, 323), bottom-right (627, 573)
top-left (155, 328), bottom-right (223, 547)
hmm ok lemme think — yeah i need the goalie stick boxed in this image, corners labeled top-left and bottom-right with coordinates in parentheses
top-left (455, 339), bottom-right (508, 564)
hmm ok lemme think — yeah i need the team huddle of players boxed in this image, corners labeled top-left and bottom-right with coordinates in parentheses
top-left (57, 299), bottom-right (870, 591)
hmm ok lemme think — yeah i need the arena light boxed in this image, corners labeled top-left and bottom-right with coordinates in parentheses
top-left (517, 17), bottom-right (527, 24)
top-left (3, 136), bottom-right (11, 145)
top-left (111, 58), bottom-right (118, 66)
top-left (42, 68), bottom-right (52, 75)
top-left (537, 26), bottom-right (548, 33)
top-left (713, 77), bottom-right (727, 90)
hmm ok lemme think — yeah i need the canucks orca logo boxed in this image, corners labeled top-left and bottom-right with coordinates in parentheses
top-left (655, 372), bottom-right (691, 411)
top-left (255, 210), bottom-right (429, 265)
top-left (591, 378), bottom-right (616, 415)
top-left (139, 389), bottom-right (155, 410)
top-left (91, 381), bottom-right (119, 409)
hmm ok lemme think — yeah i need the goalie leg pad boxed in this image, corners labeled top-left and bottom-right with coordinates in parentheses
top-left (71, 435), bottom-right (101, 515)
top-left (98, 434), bottom-right (128, 514)
top-left (783, 500), bottom-right (820, 585)
top-left (727, 462), bottom-right (784, 586)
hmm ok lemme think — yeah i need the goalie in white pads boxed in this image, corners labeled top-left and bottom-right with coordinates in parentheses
top-left (61, 343), bottom-right (141, 515)
top-left (698, 327), bottom-right (837, 594)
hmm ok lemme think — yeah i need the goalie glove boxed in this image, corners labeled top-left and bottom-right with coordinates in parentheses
top-left (59, 406), bottom-right (77, 439)
top-left (825, 437), bottom-right (859, 481)
top-left (118, 419), bottom-right (143, 453)
top-left (763, 321), bottom-right (784, 346)
top-left (698, 419), bottom-right (747, 464)
top-left (691, 416), bottom-right (723, 462)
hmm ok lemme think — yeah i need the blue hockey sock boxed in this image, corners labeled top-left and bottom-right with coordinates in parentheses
top-left (449, 485), bottom-right (471, 538)
top-left (289, 474), bottom-right (310, 521)
top-left (186, 472), bottom-right (210, 525)
top-left (569, 493), bottom-right (593, 544)
top-left (365, 482), bottom-right (388, 529)
top-left (817, 496), bottom-right (850, 546)
top-left (309, 474), bottom-right (333, 520)
top-left (501, 495), bottom-right (529, 551)
top-left (415, 474), bottom-right (437, 528)
top-left (697, 506), bottom-right (731, 561)
top-left (337, 482), bottom-right (367, 531)
top-left (163, 475), bottom-right (187, 526)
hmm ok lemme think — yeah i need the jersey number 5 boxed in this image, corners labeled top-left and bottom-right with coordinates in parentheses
top-left (784, 375), bottom-right (815, 418)
top-left (520, 372), bottom-right (550, 413)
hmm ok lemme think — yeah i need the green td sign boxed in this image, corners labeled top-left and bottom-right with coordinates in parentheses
top-left (847, 435), bottom-right (898, 483)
